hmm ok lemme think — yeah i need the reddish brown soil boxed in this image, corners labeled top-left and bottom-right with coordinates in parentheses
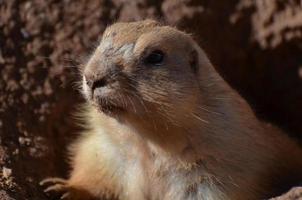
top-left (0, 0), bottom-right (302, 199)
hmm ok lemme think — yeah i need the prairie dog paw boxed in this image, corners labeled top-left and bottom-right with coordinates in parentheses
top-left (40, 177), bottom-right (95, 200)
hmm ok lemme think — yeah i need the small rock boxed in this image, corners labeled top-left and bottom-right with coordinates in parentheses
top-left (0, 190), bottom-right (15, 200)
top-left (26, 176), bottom-right (33, 183)
top-left (298, 67), bottom-right (302, 79)
top-left (2, 167), bottom-right (12, 179)
top-left (21, 28), bottom-right (30, 39)
top-left (12, 149), bottom-right (19, 155)
top-left (18, 137), bottom-right (31, 146)
top-left (21, 93), bottom-right (29, 104)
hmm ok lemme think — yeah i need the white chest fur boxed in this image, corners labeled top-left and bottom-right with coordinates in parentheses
top-left (78, 126), bottom-right (227, 200)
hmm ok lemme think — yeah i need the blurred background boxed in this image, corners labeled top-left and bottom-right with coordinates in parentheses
top-left (0, 0), bottom-right (302, 199)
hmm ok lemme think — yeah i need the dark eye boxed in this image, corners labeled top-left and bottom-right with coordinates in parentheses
top-left (144, 50), bottom-right (164, 66)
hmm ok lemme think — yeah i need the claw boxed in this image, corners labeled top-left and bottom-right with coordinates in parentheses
top-left (60, 192), bottom-right (70, 199)
top-left (40, 177), bottom-right (89, 200)
top-left (40, 177), bottom-right (67, 186)
top-left (44, 183), bottom-right (68, 193)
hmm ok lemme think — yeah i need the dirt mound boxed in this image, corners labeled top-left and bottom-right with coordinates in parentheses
top-left (0, 0), bottom-right (302, 199)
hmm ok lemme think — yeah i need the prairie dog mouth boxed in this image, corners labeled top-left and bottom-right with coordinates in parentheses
top-left (83, 76), bottom-right (136, 117)
top-left (97, 101), bottom-right (125, 115)
top-left (84, 81), bottom-right (124, 115)
top-left (91, 93), bottom-right (127, 116)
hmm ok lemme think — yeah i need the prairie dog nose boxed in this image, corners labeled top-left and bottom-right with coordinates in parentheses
top-left (84, 62), bottom-right (110, 91)
top-left (84, 59), bottom-right (120, 93)
top-left (85, 75), bottom-right (108, 91)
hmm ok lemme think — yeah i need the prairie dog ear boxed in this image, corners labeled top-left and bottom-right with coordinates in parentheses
top-left (189, 41), bottom-right (214, 75)
top-left (189, 49), bottom-right (199, 74)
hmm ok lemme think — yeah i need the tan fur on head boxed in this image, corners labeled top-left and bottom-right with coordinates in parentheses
top-left (42, 20), bottom-right (302, 200)
top-left (82, 20), bottom-right (211, 147)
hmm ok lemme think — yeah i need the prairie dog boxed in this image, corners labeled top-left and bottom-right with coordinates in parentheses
top-left (41, 20), bottom-right (302, 200)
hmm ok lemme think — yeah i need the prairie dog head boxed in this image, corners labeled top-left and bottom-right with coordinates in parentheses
top-left (82, 20), bottom-right (216, 130)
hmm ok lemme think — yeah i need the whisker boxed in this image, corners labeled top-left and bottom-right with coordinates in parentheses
top-left (127, 95), bottom-right (137, 114)
top-left (191, 113), bottom-right (209, 124)
top-left (198, 106), bottom-right (223, 116)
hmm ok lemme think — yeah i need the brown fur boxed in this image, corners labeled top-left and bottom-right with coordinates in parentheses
top-left (41, 20), bottom-right (302, 200)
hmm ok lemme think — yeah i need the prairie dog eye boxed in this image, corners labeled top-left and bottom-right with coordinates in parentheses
top-left (144, 50), bottom-right (164, 66)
